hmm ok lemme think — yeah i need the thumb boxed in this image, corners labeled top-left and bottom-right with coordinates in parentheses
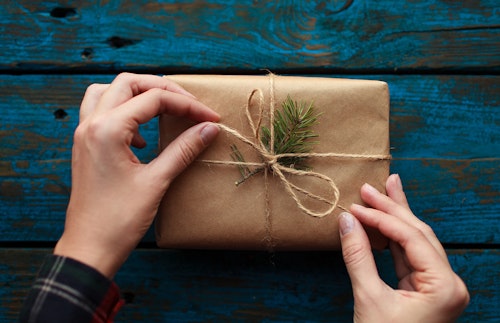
top-left (151, 122), bottom-right (219, 183)
top-left (339, 212), bottom-right (383, 296)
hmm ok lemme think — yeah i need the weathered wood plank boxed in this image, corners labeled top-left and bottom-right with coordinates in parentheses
top-left (1, 74), bottom-right (498, 243)
top-left (1, 0), bottom-right (499, 72)
top-left (1, 158), bottom-right (498, 244)
top-left (2, 2), bottom-right (497, 323)
top-left (1, 74), bottom-right (497, 161)
top-left (1, 248), bottom-right (499, 322)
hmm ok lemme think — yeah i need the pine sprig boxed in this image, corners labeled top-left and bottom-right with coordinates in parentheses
top-left (261, 95), bottom-right (320, 169)
top-left (231, 95), bottom-right (320, 185)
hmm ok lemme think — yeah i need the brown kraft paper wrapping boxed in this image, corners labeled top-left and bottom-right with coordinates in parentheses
top-left (155, 74), bottom-right (390, 250)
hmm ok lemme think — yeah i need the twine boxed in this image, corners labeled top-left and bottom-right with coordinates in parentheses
top-left (200, 73), bottom-right (392, 218)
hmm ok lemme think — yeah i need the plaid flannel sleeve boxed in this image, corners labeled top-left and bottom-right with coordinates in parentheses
top-left (19, 255), bottom-right (124, 323)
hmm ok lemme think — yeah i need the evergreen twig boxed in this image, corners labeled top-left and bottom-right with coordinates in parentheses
top-left (261, 95), bottom-right (320, 169)
top-left (231, 95), bottom-right (320, 185)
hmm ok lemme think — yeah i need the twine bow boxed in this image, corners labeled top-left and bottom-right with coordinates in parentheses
top-left (200, 73), bottom-right (392, 218)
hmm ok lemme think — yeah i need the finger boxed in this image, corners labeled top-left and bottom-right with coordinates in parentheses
top-left (338, 212), bottom-right (386, 296)
top-left (389, 240), bottom-right (412, 280)
top-left (148, 122), bottom-right (220, 183)
top-left (115, 88), bottom-right (220, 126)
top-left (361, 181), bottom-right (448, 261)
top-left (97, 73), bottom-right (197, 112)
top-left (80, 83), bottom-right (109, 122)
top-left (131, 130), bottom-right (147, 149)
top-left (350, 203), bottom-right (450, 272)
top-left (366, 179), bottom-right (421, 230)
top-left (360, 182), bottom-right (413, 224)
top-left (386, 174), bottom-right (410, 208)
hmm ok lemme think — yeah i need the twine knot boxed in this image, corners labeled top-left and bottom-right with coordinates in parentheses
top-left (263, 154), bottom-right (278, 167)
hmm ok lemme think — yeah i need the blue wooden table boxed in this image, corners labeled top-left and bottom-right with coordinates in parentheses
top-left (1, 1), bottom-right (499, 321)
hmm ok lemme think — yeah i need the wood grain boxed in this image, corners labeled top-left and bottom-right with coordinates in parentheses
top-left (1, 1), bottom-right (498, 322)
top-left (1, 0), bottom-right (499, 72)
top-left (1, 74), bottom-right (498, 243)
top-left (1, 248), bottom-right (498, 322)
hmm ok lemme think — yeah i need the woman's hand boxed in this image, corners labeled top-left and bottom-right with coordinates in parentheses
top-left (54, 73), bottom-right (220, 278)
top-left (339, 174), bottom-right (470, 323)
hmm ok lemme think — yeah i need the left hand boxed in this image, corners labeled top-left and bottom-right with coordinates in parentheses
top-left (54, 73), bottom-right (220, 278)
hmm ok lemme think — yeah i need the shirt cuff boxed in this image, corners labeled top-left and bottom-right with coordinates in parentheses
top-left (20, 254), bottom-right (124, 323)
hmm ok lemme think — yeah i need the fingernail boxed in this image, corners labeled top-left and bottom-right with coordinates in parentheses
top-left (363, 182), bottom-right (379, 195)
top-left (200, 123), bottom-right (219, 145)
top-left (339, 212), bottom-right (354, 236)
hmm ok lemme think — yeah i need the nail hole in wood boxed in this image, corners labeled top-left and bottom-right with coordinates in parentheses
top-left (54, 109), bottom-right (68, 119)
top-left (50, 7), bottom-right (77, 18)
top-left (81, 48), bottom-right (94, 60)
top-left (106, 36), bottom-right (140, 49)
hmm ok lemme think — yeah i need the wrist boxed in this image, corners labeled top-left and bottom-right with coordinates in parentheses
top-left (54, 234), bottom-right (124, 279)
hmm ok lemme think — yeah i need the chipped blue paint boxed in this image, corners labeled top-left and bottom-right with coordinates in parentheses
top-left (0, 1), bottom-right (499, 321)
top-left (0, 1), bottom-right (499, 72)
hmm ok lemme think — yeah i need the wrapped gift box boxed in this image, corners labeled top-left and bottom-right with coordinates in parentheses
top-left (156, 74), bottom-right (390, 250)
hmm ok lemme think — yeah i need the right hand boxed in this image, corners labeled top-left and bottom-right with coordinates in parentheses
top-left (339, 174), bottom-right (469, 322)
top-left (54, 73), bottom-right (220, 278)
